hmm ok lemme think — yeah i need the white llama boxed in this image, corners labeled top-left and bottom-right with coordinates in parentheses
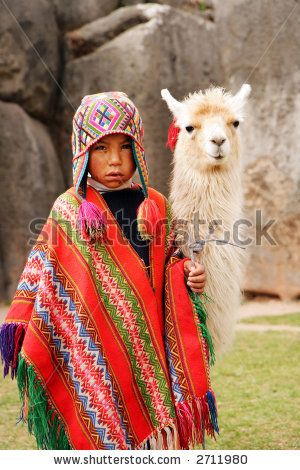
top-left (161, 84), bottom-right (251, 356)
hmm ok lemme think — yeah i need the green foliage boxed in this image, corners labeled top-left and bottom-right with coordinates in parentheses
top-left (198, 1), bottom-right (207, 12)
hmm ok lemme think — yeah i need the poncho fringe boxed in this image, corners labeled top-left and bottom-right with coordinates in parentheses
top-left (14, 353), bottom-right (218, 450)
top-left (17, 353), bottom-right (71, 450)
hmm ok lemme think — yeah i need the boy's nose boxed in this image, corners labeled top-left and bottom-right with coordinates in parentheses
top-left (109, 150), bottom-right (122, 165)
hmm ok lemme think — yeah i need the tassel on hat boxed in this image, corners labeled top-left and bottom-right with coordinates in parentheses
top-left (76, 198), bottom-right (107, 242)
top-left (137, 198), bottom-right (161, 241)
top-left (77, 190), bottom-right (161, 243)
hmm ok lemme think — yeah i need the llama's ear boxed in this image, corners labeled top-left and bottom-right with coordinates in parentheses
top-left (161, 89), bottom-right (184, 117)
top-left (161, 89), bottom-right (189, 128)
top-left (230, 84), bottom-right (251, 120)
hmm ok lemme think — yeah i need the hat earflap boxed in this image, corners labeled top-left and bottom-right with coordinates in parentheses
top-left (131, 139), bottom-right (161, 241)
top-left (75, 151), bottom-right (107, 242)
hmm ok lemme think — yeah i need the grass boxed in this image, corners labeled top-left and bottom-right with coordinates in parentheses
top-left (206, 330), bottom-right (300, 450)
top-left (240, 312), bottom-right (300, 327)
top-left (0, 371), bottom-right (36, 449)
top-left (0, 327), bottom-right (299, 450)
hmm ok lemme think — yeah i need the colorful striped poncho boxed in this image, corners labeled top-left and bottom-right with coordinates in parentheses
top-left (0, 183), bottom-right (218, 450)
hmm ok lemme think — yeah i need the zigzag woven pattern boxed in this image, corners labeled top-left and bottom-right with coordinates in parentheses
top-left (14, 245), bottom-right (47, 304)
top-left (33, 257), bottom-right (129, 449)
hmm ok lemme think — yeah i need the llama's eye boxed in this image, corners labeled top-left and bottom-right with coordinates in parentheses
top-left (185, 126), bottom-right (194, 133)
top-left (233, 121), bottom-right (239, 128)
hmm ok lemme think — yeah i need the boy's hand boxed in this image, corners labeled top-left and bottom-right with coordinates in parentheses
top-left (184, 260), bottom-right (206, 294)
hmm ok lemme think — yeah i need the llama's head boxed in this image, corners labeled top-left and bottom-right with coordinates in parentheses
top-left (161, 84), bottom-right (251, 172)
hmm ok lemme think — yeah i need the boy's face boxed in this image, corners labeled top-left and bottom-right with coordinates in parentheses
top-left (88, 133), bottom-right (136, 188)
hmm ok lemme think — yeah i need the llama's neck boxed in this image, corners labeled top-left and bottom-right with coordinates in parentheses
top-left (170, 162), bottom-right (242, 231)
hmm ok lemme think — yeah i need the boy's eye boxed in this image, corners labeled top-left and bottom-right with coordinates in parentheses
top-left (94, 145), bottom-right (106, 151)
top-left (122, 143), bottom-right (132, 150)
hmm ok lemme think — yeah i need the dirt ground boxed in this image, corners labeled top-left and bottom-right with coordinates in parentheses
top-left (239, 298), bottom-right (300, 319)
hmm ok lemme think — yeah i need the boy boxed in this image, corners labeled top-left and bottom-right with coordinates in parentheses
top-left (0, 92), bottom-right (218, 450)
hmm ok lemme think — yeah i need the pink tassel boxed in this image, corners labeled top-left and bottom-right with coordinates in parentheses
top-left (76, 199), bottom-right (107, 242)
top-left (191, 397), bottom-right (203, 445)
top-left (175, 401), bottom-right (194, 449)
top-left (137, 198), bottom-right (161, 241)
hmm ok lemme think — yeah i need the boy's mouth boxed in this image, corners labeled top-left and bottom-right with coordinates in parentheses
top-left (107, 171), bottom-right (123, 176)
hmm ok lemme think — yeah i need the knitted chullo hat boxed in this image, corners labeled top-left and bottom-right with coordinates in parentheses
top-left (72, 91), bottom-right (160, 241)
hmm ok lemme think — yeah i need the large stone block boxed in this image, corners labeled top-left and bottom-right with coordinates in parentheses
top-left (0, 101), bottom-right (65, 302)
top-left (0, 0), bottom-right (59, 120)
top-left (52, 0), bottom-right (120, 31)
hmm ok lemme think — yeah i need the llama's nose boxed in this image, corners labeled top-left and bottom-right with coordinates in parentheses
top-left (211, 136), bottom-right (226, 147)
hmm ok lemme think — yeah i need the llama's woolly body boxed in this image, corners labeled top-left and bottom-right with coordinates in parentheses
top-left (170, 164), bottom-right (245, 355)
top-left (163, 85), bottom-right (251, 356)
